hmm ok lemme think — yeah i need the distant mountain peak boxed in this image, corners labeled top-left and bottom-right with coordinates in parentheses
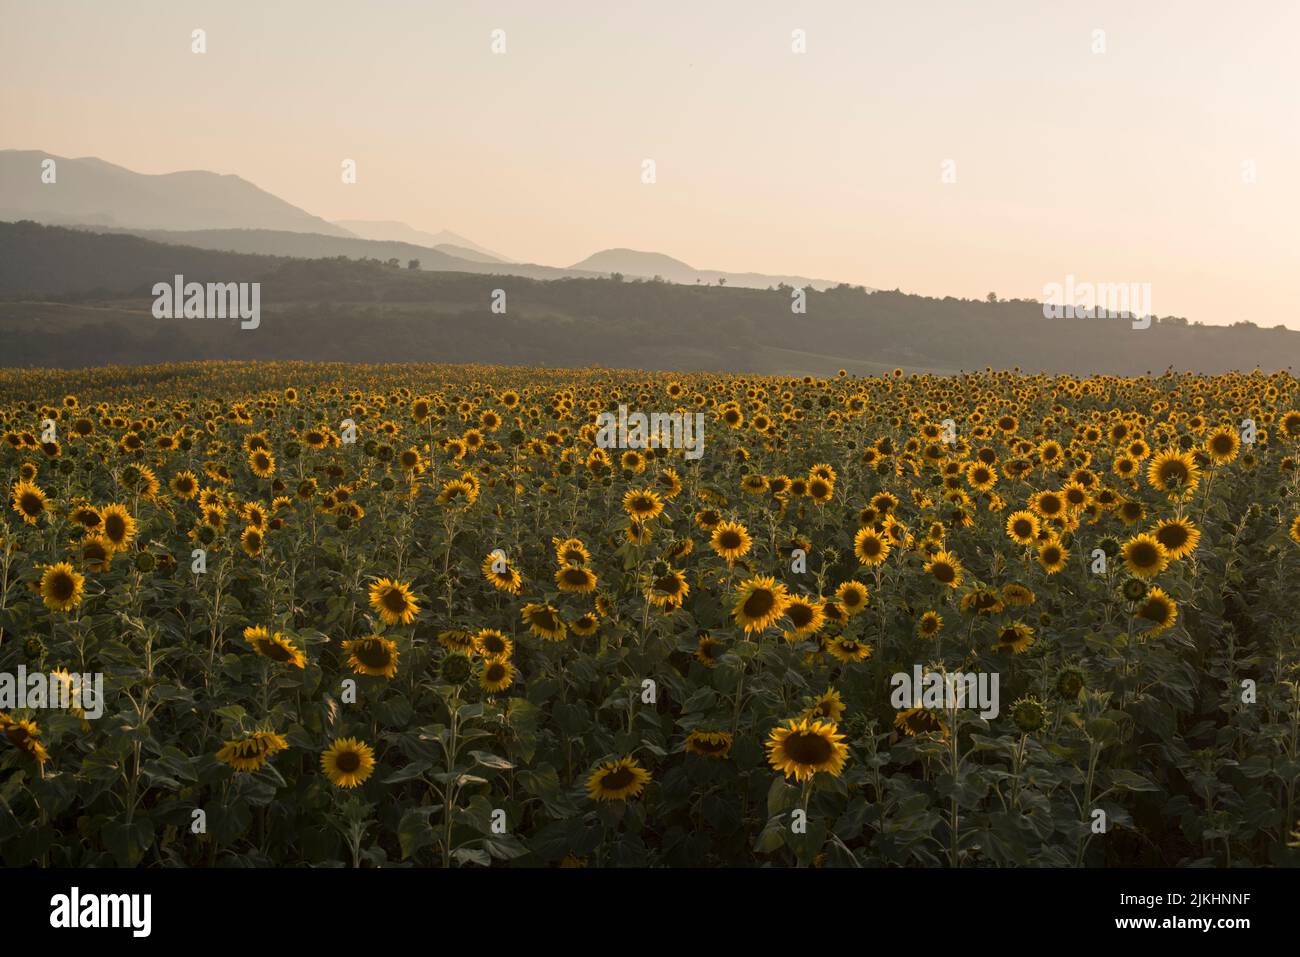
top-left (0, 150), bottom-right (353, 236)
top-left (333, 220), bottom-right (509, 262)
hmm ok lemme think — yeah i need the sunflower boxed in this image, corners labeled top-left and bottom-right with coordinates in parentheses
top-left (474, 628), bottom-right (514, 658)
top-left (835, 580), bottom-right (869, 616)
top-left (1005, 510), bottom-right (1040, 545)
top-left (1001, 583), bottom-right (1036, 607)
top-left (782, 596), bottom-right (825, 638)
top-left (69, 504), bottom-right (102, 531)
top-left (853, 527), bottom-right (890, 566)
top-left (1030, 490), bottom-right (1065, 520)
top-left (481, 552), bottom-right (523, 594)
top-left (436, 478), bottom-right (478, 508)
top-left (1121, 534), bottom-right (1169, 579)
top-left (622, 488), bottom-right (664, 522)
top-left (684, 730), bottom-right (733, 759)
top-left (342, 635), bottom-right (400, 678)
top-left (368, 577), bottom-right (420, 625)
top-left (807, 476), bottom-right (835, 504)
top-left (645, 569), bottom-right (690, 609)
top-left (1037, 538), bottom-right (1069, 575)
top-left (893, 706), bottom-right (948, 739)
top-left (694, 508), bottom-right (723, 531)
top-left (247, 448), bottom-right (276, 478)
top-left (694, 633), bottom-right (724, 666)
top-left (321, 737), bottom-right (377, 788)
top-left (1204, 427), bottom-right (1240, 465)
top-left (1135, 587), bottom-right (1178, 633)
top-left (11, 481), bottom-right (48, 525)
top-left (586, 756), bottom-right (651, 802)
top-left (556, 564), bottom-right (598, 594)
top-left (918, 609), bottom-right (943, 637)
top-left (570, 612), bottom-right (600, 637)
top-left (552, 537), bottom-right (590, 565)
top-left (731, 575), bottom-right (790, 633)
top-left (710, 521), bottom-right (752, 562)
top-left (479, 656), bottom-right (515, 693)
top-left (100, 504), bottom-right (136, 551)
top-left (240, 526), bottom-right (264, 557)
top-left (80, 534), bottom-right (113, 572)
top-left (244, 626), bottom-right (306, 668)
top-left (0, 713), bottom-right (50, 764)
top-left (1147, 449), bottom-right (1200, 494)
top-left (765, 717), bottom-right (849, 782)
top-left (39, 562), bottom-right (84, 612)
top-left (1152, 518), bottom-right (1200, 560)
top-left (169, 471), bottom-right (199, 500)
top-left (803, 688), bottom-right (846, 724)
top-left (216, 731), bottom-right (288, 773)
top-left (521, 602), bottom-right (567, 641)
top-left (960, 588), bottom-right (1004, 615)
top-left (992, 621), bottom-right (1035, 654)
top-left (438, 629), bottom-right (478, 654)
top-left (825, 635), bottom-right (872, 663)
top-left (924, 550), bottom-right (964, 589)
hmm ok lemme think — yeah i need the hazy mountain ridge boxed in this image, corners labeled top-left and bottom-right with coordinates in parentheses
top-left (570, 248), bottom-right (856, 292)
top-left (0, 150), bottom-right (353, 236)
top-left (333, 220), bottom-right (510, 262)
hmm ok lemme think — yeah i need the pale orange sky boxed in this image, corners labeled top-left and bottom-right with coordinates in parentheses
top-left (3, 0), bottom-right (1298, 326)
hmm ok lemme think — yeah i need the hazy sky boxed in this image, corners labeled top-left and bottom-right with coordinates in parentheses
top-left (3, 0), bottom-right (1298, 326)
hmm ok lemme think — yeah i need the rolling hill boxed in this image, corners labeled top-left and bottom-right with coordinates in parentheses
top-left (0, 222), bottom-right (1293, 376)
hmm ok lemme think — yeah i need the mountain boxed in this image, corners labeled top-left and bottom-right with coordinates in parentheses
top-left (0, 150), bottom-right (354, 236)
top-left (570, 248), bottom-right (854, 292)
top-left (82, 227), bottom-right (604, 282)
top-left (334, 220), bottom-right (509, 262)
top-left (1, 222), bottom-right (1291, 376)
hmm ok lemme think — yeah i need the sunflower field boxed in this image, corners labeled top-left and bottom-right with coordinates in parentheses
top-left (2, 360), bottom-right (1299, 868)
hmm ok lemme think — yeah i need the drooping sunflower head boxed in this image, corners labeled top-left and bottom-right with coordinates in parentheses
top-left (521, 602), bottom-right (567, 641)
top-left (802, 688), bottom-right (846, 724)
top-left (992, 621), bottom-right (1035, 654)
top-left (244, 626), bottom-right (307, 668)
top-left (1135, 586), bottom-right (1178, 634)
top-left (216, 730), bottom-right (288, 773)
top-left (555, 564), bottom-right (598, 594)
top-left (645, 569), bottom-right (690, 609)
top-left (684, 730), bottom-right (734, 759)
top-left (0, 714), bottom-right (50, 764)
